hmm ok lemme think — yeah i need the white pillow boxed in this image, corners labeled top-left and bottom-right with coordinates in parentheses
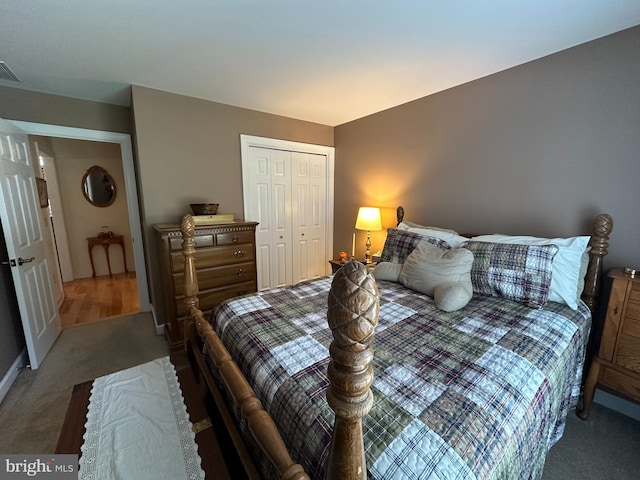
top-left (397, 222), bottom-right (469, 248)
top-left (399, 241), bottom-right (474, 298)
top-left (397, 221), bottom-right (458, 235)
top-left (471, 234), bottom-right (590, 310)
top-left (373, 262), bottom-right (403, 282)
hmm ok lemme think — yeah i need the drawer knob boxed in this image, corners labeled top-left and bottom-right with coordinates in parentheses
top-left (233, 250), bottom-right (246, 258)
top-left (613, 305), bottom-right (619, 316)
top-left (232, 235), bottom-right (239, 243)
top-left (237, 268), bottom-right (245, 277)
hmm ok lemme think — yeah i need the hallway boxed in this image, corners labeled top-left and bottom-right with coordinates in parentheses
top-left (59, 272), bottom-right (139, 328)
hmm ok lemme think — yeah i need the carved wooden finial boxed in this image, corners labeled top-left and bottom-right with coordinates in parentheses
top-left (582, 213), bottom-right (613, 312)
top-left (326, 261), bottom-right (379, 480)
top-left (396, 206), bottom-right (404, 226)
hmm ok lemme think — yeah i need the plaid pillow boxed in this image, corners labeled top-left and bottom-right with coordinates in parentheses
top-left (462, 241), bottom-right (559, 308)
top-left (380, 228), bottom-right (451, 263)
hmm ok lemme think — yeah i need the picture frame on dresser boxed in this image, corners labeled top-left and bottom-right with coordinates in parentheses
top-left (154, 220), bottom-right (258, 351)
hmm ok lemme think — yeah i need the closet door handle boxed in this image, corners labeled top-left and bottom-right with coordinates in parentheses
top-left (18, 257), bottom-right (35, 266)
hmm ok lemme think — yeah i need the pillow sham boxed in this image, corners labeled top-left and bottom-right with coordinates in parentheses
top-left (397, 222), bottom-right (469, 249)
top-left (380, 228), bottom-right (451, 264)
top-left (398, 241), bottom-right (473, 300)
top-left (471, 234), bottom-right (590, 309)
top-left (462, 241), bottom-right (559, 308)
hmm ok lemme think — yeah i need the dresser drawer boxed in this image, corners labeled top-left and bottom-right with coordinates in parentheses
top-left (216, 230), bottom-right (255, 246)
top-left (169, 234), bottom-right (214, 251)
top-left (601, 366), bottom-right (640, 402)
top-left (176, 281), bottom-right (256, 317)
top-left (173, 262), bottom-right (256, 292)
top-left (170, 245), bottom-right (255, 273)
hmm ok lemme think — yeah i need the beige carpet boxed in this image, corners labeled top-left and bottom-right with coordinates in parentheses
top-left (0, 312), bottom-right (169, 454)
top-left (543, 401), bottom-right (640, 479)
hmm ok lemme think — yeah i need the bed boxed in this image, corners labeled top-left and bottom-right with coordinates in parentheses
top-left (180, 207), bottom-right (613, 480)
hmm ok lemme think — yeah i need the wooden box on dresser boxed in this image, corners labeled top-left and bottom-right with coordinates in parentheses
top-left (154, 220), bottom-right (258, 351)
top-left (578, 267), bottom-right (640, 419)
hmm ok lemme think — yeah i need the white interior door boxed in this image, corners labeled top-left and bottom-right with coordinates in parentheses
top-left (0, 118), bottom-right (61, 369)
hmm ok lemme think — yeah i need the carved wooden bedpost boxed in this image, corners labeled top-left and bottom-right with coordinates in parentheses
top-left (326, 261), bottom-right (379, 480)
top-left (181, 214), bottom-right (200, 315)
top-left (581, 213), bottom-right (613, 312)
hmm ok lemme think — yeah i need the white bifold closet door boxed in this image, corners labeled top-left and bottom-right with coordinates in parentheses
top-left (244, 146), bottom-right (328, 291)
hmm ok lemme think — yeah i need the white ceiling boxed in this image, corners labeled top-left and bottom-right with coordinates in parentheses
top-left (2, 1), bottom-right (639, 126)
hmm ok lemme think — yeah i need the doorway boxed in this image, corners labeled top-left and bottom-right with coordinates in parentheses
top-left (8, 121), bottom-right (151, 328)
top-left (34, 137), bottom-right (140, 327)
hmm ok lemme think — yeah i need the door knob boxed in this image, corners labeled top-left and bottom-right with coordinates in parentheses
top-left (18, 257), bottom-right (35, 266)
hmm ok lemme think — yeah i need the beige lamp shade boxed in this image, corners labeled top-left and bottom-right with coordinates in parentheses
top-left (355, 207), bottom-right (382, 231)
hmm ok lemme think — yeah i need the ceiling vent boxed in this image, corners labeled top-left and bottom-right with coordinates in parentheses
top-left (0, 62), bottom-right (20, 82)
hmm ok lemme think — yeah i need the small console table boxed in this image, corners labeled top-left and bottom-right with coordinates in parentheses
top-left (87, 235), bottom-right (128, 277)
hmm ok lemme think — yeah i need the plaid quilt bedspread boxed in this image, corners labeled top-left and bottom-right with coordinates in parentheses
top-left (210, 276), bottom-right (591, 480)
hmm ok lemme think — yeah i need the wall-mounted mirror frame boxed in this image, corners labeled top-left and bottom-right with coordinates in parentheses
top-left (82, 165), bottom-right (117, 207)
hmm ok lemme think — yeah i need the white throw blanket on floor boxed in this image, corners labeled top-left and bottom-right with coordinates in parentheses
top-left (79, 356), bottom-right (205, 480)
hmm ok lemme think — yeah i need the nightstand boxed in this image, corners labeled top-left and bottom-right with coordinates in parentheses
top-left (328, 259), bottom-right (345, 274)
top-left (578, 267), bottom-right (640, 419)
top-left (328, 259), bottom-right (376, 274)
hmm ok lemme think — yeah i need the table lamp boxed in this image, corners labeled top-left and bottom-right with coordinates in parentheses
top-left (355, 207), bottom-right (382, 264)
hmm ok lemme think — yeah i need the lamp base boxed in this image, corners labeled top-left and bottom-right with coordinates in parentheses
top-left (364, 231), bottom-right (372, 264)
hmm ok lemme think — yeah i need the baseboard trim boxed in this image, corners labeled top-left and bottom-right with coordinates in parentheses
top-left (594, 388), bottom-right (640, 422)
top-left (0, 349), bottom-right (28, 405)
top-left (151, 305), bottom-right (164, 336)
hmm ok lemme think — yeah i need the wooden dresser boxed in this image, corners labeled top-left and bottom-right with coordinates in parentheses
top-left (578, 267), bottom-right (640, 419)
top-left (154, 221), bottom-right (258, 350)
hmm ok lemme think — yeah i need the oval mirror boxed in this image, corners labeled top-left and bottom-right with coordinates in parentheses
top-left (82, 166), bottom-right (116, 207)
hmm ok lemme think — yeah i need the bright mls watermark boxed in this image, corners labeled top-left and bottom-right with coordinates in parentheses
top-left (1, 455), bottom-right (78, 479)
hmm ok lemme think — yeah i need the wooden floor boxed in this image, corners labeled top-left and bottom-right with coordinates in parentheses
top-left (59, 272), bottom-right (140, 328)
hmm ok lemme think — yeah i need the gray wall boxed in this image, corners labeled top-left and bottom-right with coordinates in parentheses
top-left (0, 87), bottom-right (133, 134)
top-left (334, 26), bottom-right (640, 272)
